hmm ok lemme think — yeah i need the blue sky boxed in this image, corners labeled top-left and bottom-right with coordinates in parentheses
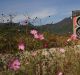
top-left (0, 0), bottom-right (80, 25)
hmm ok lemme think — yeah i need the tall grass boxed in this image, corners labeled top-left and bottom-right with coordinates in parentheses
top-left (0, 45), bottom-right (80, 75)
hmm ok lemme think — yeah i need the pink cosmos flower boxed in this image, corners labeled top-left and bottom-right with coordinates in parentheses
top-left (34, 33), bottom-right (44, 40)
top-left (30, 29), bottom-right (44, 40)
top-left (38, 34), bottom-right (44, 40)
top-left (59, 48), bottom-right (65, 53)
top-left (58, 72), bottom-right (63, 75)
top-left (18, 42), bottom-right (25, 51)
top-left (8, 59), bottom-right (20, 71)
top-left (70, 34), bottom-right (77, 40)
top-left (30, 30), bottom-right (38, 35)
top-left (66, 34), bottom-right (77, 43)
top-left (34, 33), bottom-right (39, 39)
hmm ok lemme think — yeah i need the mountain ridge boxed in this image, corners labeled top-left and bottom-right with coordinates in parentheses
top-left (37, 17), bottom-right (73, 34)
top-left (0, 17), bottom-right (73, 34)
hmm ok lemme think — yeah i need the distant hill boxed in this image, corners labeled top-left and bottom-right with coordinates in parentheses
top-left (0, 17), bottom-right (73, 35)
top-left (37, 17), bottom-right (73, 34)
top-left (0, 18), bottom-right (73, 52)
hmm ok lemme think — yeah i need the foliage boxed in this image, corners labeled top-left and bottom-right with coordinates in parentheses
top-left (0, 46), bottom-right (80, 75)
top-left (0, 23), bottom-right (80, 75)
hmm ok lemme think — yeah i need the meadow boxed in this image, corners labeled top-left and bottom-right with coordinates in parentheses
top-left (0, 23), bottom-right (80, 75)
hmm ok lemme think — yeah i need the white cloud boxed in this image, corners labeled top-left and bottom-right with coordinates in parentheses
top-left (13, 8), bottom-right (57, 23)
top-left (31, 8), bottom-right (57, 19)
top-left (13, 14), bottom-right (26, 23)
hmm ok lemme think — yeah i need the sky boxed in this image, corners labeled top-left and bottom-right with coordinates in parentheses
top-left (0, 0), bottom-right (80, 25)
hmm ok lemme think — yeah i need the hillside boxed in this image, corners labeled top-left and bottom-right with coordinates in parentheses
top-left (0, 17), bottom-right (79, 54)
top-left (37, 17), bottom-right (73, 34)
top-left (0, 17), bottom-right (73, 35)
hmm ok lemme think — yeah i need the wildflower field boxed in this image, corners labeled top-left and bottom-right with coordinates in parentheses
top-left (0, 24), bottom-right (80, 75)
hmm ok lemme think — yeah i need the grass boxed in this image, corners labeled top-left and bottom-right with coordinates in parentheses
top-left (0, 45), bottom-right (80, 75)
top-left (0, 23), bottom-right (80, 75)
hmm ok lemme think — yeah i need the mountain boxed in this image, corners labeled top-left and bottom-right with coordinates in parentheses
top-left (0, 17), bottom-right (73, 53)
top-left (37, 17), bottom-right (73, 34)
top-left (0, 17), bottom-right (73, 35)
